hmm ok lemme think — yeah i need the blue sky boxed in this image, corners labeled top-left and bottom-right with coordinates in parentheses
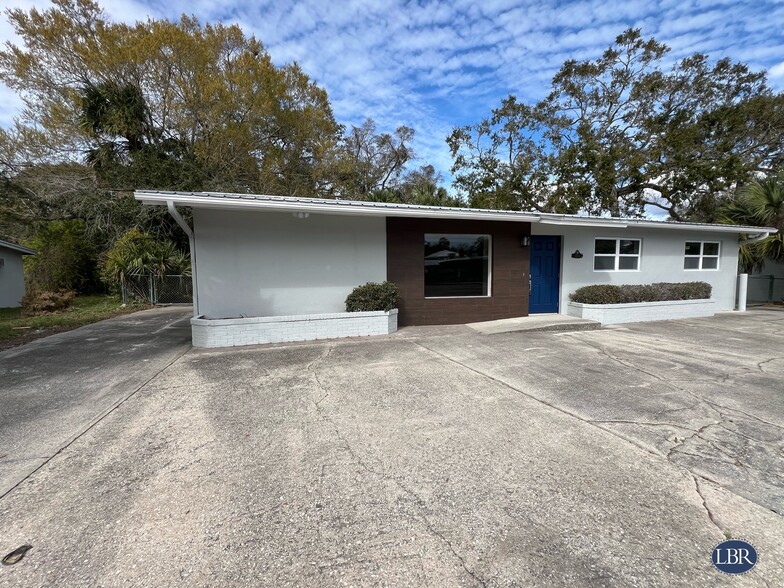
top-left (2, 0), bottom-right (784, 186)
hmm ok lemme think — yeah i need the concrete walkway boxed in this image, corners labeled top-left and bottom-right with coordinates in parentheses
top-left (467, 312), bottom-right (599, 334)
top-left (0, 306), bottom-right (192, 497)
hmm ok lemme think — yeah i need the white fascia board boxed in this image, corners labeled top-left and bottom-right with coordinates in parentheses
top-left (539, 216), bottom-right (775, 236)
top-left (136, 191), bottom-right (543, 223)
top-left (135, 190), bottom-right (777, 237)
top-left (539, 219), bottom-right (628, 228)
top-left (619, 220), bottom-right (776, 234)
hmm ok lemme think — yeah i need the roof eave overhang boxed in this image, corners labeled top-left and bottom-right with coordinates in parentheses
top-left (539, 217), bottom-right (777, 235)
top-left (135, 190), bottom-right (777, 237)
top-left (136, 191), bottom-right (543, 223)
top-left (0, 241), bottom-right (36, 255)
top-left (538, 218), bottom-right (627, 229)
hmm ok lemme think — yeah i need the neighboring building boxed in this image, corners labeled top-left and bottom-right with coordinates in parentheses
top-left (0, 239), bottom-right (36, 308)
top-left (134, 190), bottom-right (776, 347)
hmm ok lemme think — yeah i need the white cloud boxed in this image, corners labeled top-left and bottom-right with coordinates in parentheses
top-left (0, 0), bottom-right (781, 183)
top-left (771, 61), bottom-right (784, 75)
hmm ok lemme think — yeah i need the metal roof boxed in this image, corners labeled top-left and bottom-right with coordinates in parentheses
top-left (0, 239), bottom-right (36, 255)
top-left (134, 190), bottom-right (777, 236)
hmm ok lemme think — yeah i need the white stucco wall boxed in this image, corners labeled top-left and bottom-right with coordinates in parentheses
top-left (193, 209), bottom-right (387, 318)
top-left (0, 246), bottom-right (26, 308)
top-left (531, 225), bottom-right (740, 313)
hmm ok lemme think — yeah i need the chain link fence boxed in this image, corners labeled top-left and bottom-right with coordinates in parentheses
top-left (121, 274), bottom-right (193, 305)
top-left (747, 275), bottom-right (784, 304)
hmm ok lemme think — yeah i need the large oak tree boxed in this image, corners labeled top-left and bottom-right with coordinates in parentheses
top-left (0, 0), bottom-right (350, 248)
top-left (449, 29), bottom-right (784, 220)
top-left (0, 0), bottom-right (341, 197)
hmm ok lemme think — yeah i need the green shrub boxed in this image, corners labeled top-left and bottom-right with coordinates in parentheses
top-left (569, 284), bottom-right (623, 304)
top-left (101, 228), bottom-right (190, 285)
top-left (674, 281), bottom-right (712, 300)
top-left (21, 290), bottom-right (76, 316)
top-left (24, 220), bottom-right (99, 294)
top-left (570, 282), bottom-right (712, 304)
top-left (345, 281), bottom-right (399, 312)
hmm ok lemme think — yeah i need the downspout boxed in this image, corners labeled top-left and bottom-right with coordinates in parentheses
top-left (167, 200), bottom-right (199, 318)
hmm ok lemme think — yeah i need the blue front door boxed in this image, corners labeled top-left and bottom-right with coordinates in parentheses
top-left (529, 236), bottom-right (561, 314)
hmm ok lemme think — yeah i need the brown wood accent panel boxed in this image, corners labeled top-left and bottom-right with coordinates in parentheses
top-left (387, 217), bottom-right (531, 326)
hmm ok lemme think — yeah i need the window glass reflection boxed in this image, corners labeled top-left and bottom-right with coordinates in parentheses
top-left (424, 234), bottom-right (490, 297)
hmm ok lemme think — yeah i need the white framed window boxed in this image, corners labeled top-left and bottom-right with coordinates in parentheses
top-left (684, 241), bottom-right (720, 270)
top-left (424, 234), bottom-right (491, 298)
top-left (593, 238), bottom-right (641, 271)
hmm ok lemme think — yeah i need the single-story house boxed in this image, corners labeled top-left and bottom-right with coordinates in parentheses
top-left (0, 239), bottom-right (36, 308)
top-left (134, 190), bottom-right (777, 348)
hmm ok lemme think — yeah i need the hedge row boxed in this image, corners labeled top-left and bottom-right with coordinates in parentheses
top-left (569, 282), bottom-right (712, 305)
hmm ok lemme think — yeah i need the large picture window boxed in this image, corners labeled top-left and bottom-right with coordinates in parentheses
top-left (594, 238), bottom-right (641, 271)
top-left (424, 234), bottom-right (490, 297)
top-left (684, 241), bottom-right (720, 270)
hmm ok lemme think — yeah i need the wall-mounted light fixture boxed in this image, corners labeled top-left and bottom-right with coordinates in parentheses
top-left (292, 212), bottom-right (310, 219)
top-left (571, 250), bottom-right (583, 259)
top-left (520, 235), bottom-right (530, 247)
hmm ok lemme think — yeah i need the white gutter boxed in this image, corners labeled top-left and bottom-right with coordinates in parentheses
top-left (539, 218), bottom-right (628, 229)
top-left (139, 191), bottom-right (543, 223)
top-left (539, 215), bottom-right (774, 234)
top-left (739, 231), bottom-right (772, 244)
top-left (167, 201), bottom-right (199, 318)
top-left (136, 190), bottom-right (777, 237)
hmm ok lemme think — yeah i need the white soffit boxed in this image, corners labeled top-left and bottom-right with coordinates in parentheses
top-left (134, 190), bottom-right (777, 236)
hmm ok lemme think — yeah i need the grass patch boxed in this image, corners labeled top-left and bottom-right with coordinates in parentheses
top-left (0, 295), bottom-right (151, 350)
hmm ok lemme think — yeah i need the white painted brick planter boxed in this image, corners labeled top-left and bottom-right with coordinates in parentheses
top-left (567, 299), bottom-right (715, 325)
top-left (191, 309), bottom-right (398, 348)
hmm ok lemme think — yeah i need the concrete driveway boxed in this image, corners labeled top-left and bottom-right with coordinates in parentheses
top-left (0, 306), bottom-right (192, 496)
top-left (0, 309), bottom-right (782, 587)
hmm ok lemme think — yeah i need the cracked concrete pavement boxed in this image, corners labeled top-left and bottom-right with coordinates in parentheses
top-left (0, 306), bottom-right (192, 496)
top-left (0, 308), bottom-right (782, 586)
top-left (415, 309), bottom-right (784, 519)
